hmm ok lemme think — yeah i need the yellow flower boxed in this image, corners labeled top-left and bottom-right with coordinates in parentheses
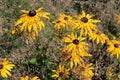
top-left (116, 15), bottom-right (120, 24)
top-left (63, 52), bottom-right (84, 69)
top-left (52, 65), bottom-right (69, 80)
top-left (20, 76), bottom-right (40, 80)
top-left (62, 33), bottom-right (91, 57)
top-left (53, 19), bottom-right (65, 29)
top-left (107, 40), bottom-right (120, 58)
top-left (106, 67), bottom-right (113, 79)
top-left (0, 58), bottom-right (15, 78)
top-left (59, 14), bottom-right (76, 29)
top-left (13, 7), bottom-right (49, 35)
top-left (53, 14), bottom-right (76, 29)
top-left (88, 31), bottom-right (109, 45)
top-left (74, 63), bottom-right (94, 80)
top-left (59, 14), bottom-right (72, 24)
top-left (76, 10), bottom-right (100, 36)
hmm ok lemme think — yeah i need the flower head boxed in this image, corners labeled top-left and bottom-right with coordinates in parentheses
top-left (53, 14), bottom-right (76, 29)
top-left (13, 7), bottom-right (49, 35)
top-left (20, 76), bottom-right (40, 80)
top-left (52, 65), bottom-right (69, 80)
top-left (53, 19), bottom-right (65, 29)
top-left (63, 52), bottom-right (84, 69)
top-left (74, 63), bottom-right (94, 80)
top-left (88, 31), bottom-right (109, 45)
top-left (76, 10), bottom-right (100, 36)
top-left (62, 33), bottom-right (91, 57)
top-left (107, 40), bottom-right (120, 58)
top-left (59, 14), bottom-right (73, 25)
top-left (0, 58), bottom-right (15, 78)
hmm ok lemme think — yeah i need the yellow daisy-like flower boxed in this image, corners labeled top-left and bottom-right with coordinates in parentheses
top-left (63, 52), bottom-right (84, 69)
top-left (59, 14), bottom-right (72, 25)
top-left (107, 40), bottom-right (120, 58)
top-left (0, 58), bottom-right (15, 78)
top-left (53, 14), bottom-right (76, 29)
top-left (20, 76), bottom-right (40, 80)
top-left (74, 63), bottom-right (94, 80)
top-left (53, 19), bottom-right (65, 29)
top-left (62, 33), bottom-right (91, 57)
top-left (88, 31), bottom-right (109, 45)
top-left (13, 7), bottom-right (49, 35)
top-left (106, 67), bottom-right (113, 79)
top-left (59, 14), bottom-right (76, 29)
top-left (52, 65), bottom-right (69, 80)
top-left (116, 15), bottom-right (120, 24)
top-left (76, 10), bottom-right (100, 36)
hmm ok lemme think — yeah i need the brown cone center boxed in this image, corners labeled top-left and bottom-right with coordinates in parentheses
top-left (28, 10), bottom-right (36, 17)
top-left (64, 17), bottom-right (69, 20)
top-left (59, 72), bottom-right (64, 77)
top-left (80, 67), bottom-right (85, 71)
top-left (72, 39), bottom-right (79, 45)
top-left (114, 43), bottom-right (119, 48)
top-left (56, 20), bottom-right (61, 23)
top-left (81, 17), bottom-right (88, 23)
top-left (0, 64), bottom-right (3, 69)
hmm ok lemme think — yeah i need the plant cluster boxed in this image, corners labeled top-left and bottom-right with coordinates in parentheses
top-left (1, 0), bottom-right (120, 80)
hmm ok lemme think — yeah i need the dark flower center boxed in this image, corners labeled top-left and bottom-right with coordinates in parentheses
top-left (92, 75), bottom-right (101, 80)
top-left (81, 17), bottom-right (88, 23)
top-left (114, 43), bottom-right (119, 48)
top-left (28, 10), bottom-right (36, 17)
top-left (0, 64), bottom-right (3, 69)
top-left (59, 72), bottom-right (64, 77)
top-left (72, 39), bottom-right (79, 45)
top-left (64, 17), bottom-right (69, 20)
top-left (56, 20), bottom-right (61, 23)
top-left (96, 31), bottom-right (101, 35)
top-left (80, 67), bottom-right (85, 71)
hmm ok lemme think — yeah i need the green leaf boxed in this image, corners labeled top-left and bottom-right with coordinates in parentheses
top-left (29, 58), bottom-right (37, 64)
top-left (0, 77), bottom-right (4, 80)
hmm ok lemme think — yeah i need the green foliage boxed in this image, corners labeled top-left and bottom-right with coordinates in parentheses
top-left (73, 1), bottom-right (81, 13)
top-left (2, 0), bottom-right (30, 29)
top-left (108, 21), bottom-right (119, 39)
top-left (0, 77), bottom-right (4, 80)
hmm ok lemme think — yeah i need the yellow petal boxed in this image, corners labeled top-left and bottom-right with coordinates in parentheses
top-left (21, 10), bottom-right (29, 13)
